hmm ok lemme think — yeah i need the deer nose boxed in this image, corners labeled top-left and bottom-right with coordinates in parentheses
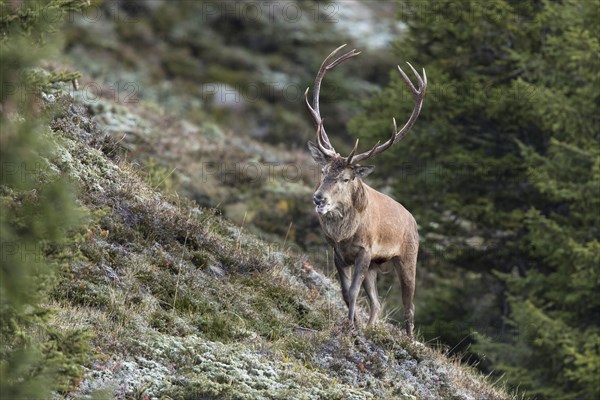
top-left (313, 193), bottom-right (325, 205)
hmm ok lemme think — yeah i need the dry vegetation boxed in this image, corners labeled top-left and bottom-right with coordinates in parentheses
top-left (38, 86), bottom-right (516, 399)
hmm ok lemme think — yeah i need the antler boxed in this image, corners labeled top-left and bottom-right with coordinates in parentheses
top-left (305, 44), bottom-right (361, 158)
top-left (347, 63), bottom-right (427, 165)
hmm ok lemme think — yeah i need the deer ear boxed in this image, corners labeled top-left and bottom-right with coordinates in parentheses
top-left (307, 141), bottom-right (329, 165)
top-left (354, 165), bottom-right (375, 178)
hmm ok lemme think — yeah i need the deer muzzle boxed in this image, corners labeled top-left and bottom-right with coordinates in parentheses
top-left (313, 192), bottom-right (331, 215)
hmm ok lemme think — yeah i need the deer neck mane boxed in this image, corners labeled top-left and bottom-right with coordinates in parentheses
top-left (319, 181), bottom-right (368, 242)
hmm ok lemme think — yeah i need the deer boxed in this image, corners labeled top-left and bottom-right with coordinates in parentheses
top-left (305, 45), bottom-right (427, 337)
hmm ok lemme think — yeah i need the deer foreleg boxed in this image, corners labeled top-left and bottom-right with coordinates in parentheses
top-left (334, 251), bottom-right (351, 309)
top-left (363, 267), bottom-right (381, 326)
top-left (347, 249), bottom-right (371, 324)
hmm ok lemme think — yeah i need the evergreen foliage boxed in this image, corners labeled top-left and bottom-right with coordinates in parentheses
top-left (350, 0), bottom-right (599, 398)
top-left (1, 0), bottom-right (595, 396)
top-left (1, 0), bottom-right (92, 396)
top-left (481, 2), bottom-right (600, 396)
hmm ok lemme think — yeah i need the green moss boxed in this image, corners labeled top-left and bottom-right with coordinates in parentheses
top-left (237, 274), bottom-right (327, 332)
top-left (198, 313), bottom-right (237, 341)
top-left (149, 309), bottom-right (175, 335)
top-left (140, 158), bottom-right (181, 195)
top-left (280, 332), bottom-right (327, 365)
top-left (166, 375), bottom-right (228, 400)
top-left (364, 324), bottom-right (429, 364)
top-left (59, 280), bottom-right (110, 309)
top-left (191, 250), bottom-right (213, 267)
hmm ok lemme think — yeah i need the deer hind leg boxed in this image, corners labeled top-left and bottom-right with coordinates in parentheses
top-left (362, 266), bottom-right (381, 326)
top-left (393, 255), bottom-right (416, 338)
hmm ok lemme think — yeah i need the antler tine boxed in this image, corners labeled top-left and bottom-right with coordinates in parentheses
top-left (392, 117), bottom-right (399, 143)
top-left (306, 44), bottom-right (361, 154)
top-left (304, 88), bottom-right (320, 126)
top-left (349, 124), bottom-right (393, 165)
top-left (397, 64), bottom-right (418, 96)
top-left (316, 120), bottom-right (338, 158)
top-left (326, 49), bottom-right (361, 70)
top-left (349, 64), bottom-right (427, 165)
top-left (305, 88), bottom-right (336, 153)
top-left (346, 138), bottom-right (360, 164)
top-left (360, 140), bottom-right (381, 162)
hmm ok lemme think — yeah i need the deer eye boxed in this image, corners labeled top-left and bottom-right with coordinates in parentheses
top-left (343, 178), bottom-right (350, 183)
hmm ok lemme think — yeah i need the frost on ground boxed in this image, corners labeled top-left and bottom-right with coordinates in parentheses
top-left (43, 88), bottom-right (510, 400)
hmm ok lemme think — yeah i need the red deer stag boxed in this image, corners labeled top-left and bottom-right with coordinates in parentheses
top-left (305, 45), bottom-right (427, 337)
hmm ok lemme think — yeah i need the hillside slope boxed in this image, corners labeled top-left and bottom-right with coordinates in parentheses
top-left (40, 88), bottom-right (512, 400)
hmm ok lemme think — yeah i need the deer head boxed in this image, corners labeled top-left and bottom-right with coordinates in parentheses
top-left (306, 44), bottom-right (427, 216)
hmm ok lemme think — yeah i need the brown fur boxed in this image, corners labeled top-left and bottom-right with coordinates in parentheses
top-left (305, 45), bottom-right (426, 337)
top-left (312, 156), bottom-right (419, 337)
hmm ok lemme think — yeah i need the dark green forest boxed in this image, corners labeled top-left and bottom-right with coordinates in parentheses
top-left (1, 0), bottom-right (598, 399)
top-left (351, 1), bottom-right (599, 398)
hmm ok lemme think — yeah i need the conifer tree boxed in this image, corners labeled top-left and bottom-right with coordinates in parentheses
top-left (476, 1), bottom-right (599, 397)
top-left (1, 0), bottom-right (91, 396)
top-left (350, 0), bottom-right (599, 397)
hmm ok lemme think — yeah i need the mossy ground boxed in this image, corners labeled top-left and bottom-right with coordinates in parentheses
top-left (38, 89), bottom-right (514, 399)
top-left (21, 4), bottom-right (519, 396)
